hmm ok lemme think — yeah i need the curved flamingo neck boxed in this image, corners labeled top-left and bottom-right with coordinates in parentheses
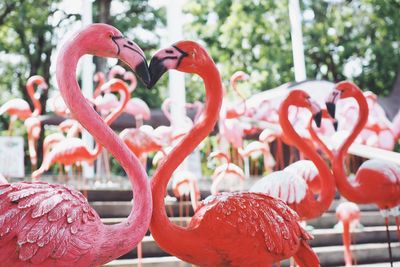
top-left (56, 32), bottom-right (151, 263)
top-left (150, 62), bottom-right (223, 253)
top-left (230, 78), bottom-right (247, 116)
top-left (93, 72), bottom-right (105, 98)
top-left (91, 83), bottom-right (130, 160)
top-left (308, 119), bottom-right (334, 161)
top-left (279, 100), bottom-right (335, 216)
top-left (162, 98), bottom-right (172, 122)
top-left (333, 89), bottom-right (369, 202)
top-left (26, 77), bottom-right (43, 116)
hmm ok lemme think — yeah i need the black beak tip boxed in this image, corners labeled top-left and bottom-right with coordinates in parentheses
top-left (147, 56), bottom-right (167, 90)
top-left (313, 111), bottom-right (322, 128)
top-left (326, 102), bottom-right (336, 118)
top-left (333, 120), bottom-right (339, 131)
top-left (135, 61), bottom-right (151, 87)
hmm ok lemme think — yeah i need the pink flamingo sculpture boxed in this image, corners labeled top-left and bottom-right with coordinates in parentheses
top-left (108, 65), bottom-right (126, 80)
top-left (0, 173), bottom-right (8, 184)
top-left (171, 170), bottom-right (201, 222)
top-left (239, 140), bottom-right (276, 175)
top-left (326, 81), bottom-right (400, 265)
top-left (208, 150), bottom-right (246, 195)
top-left (24, 116), bottom-right (42, 171)
top-left (0, 24), bottom-right (151, 266)
top-left (225, 70), bottom-right (248, 119)
top-left (119, 127), bottom-right (164, 166)
top-left (147, 41), bottom-right (319, 266)
top-left (93, 71), bottom-right (106, 98)
top-left (250, 90), bottom-right (335, 222)
top-left (32, 78), bottom-right (129, 181)
top-left (335, 202), bottom-right (361, 267)
top-left (0, 75), bottom-right (47, 135)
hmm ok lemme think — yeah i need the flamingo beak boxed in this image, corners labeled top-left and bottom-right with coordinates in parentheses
top-left (135, 61), bottom-right (151, 87)
top-left (313, 111), bottom-right (322, 128)
top-left (147, 56), bottom-right (167, 89)
top-left (333, 119), bottom-right (339, 131)
top-left (326, 102), bottom-right (336, 118)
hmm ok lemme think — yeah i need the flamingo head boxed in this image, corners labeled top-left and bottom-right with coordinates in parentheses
top-left (100, 78), bottom-right (129, 96)
top-left (148, 41), bottom-right (211, 88)
top-left (80, 24), bottom-right (150, 86)
top-left (325, 81), bottom-right (362, 119)
top-left (94, 71), bottom-right (105, 83)
top-left (286, 90), bottom-right (323, 127)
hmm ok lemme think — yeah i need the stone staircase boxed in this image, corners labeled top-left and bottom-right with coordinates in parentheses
top-left (82, 188), bottom-right (400, 267)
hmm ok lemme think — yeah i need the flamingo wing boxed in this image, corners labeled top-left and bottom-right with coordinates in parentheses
top-left (0, 182), bottom-right (99, 264)
top-left (250, 171), bottom-right (308, 204)
top-left (193, 192), bottom-right (311, 257)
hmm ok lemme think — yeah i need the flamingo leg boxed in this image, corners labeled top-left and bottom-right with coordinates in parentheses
top-left (8, 116), bottom-right (15, 136)
top-left (384, 217), bottom-right (394, 267)
top-left (395, 216), bottom-right (400, 241)
top-left (137, 239), bottom-right (143, 267)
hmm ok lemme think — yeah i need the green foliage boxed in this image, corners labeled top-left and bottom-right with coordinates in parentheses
top-left (93, 0), bottom-right (166, 108)
top-left (184, 0), bottom-right (400, 96)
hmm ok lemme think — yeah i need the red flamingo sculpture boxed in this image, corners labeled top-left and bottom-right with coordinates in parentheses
top-left (0, 75), bottom-right (47, 135)
top-left (250, 90), bottom-right (335, 221)
top-left (147, 40), bottom-right (319, 267)
top-left (335, 202), bottom-right (361, 267)
top-left (326, 81), bottom-right (400, 265)
top-left (0, 24), bottom-right (152, 266)
top-left (32, 78), bottom-right (129, 181)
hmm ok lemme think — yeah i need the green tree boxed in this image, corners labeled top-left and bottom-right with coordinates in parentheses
top-left (184, 0), bottom-right (400, 97)
top-left (92, 0), bottom-right (166, 108)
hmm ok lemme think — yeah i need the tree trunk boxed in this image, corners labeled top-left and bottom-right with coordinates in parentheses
top-left (378, 67), bottom-right (400, 120)
top-left (94, 0), bottom-right (112, 74)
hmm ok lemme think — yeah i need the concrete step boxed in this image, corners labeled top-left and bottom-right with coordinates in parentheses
top-left (91, 198), bottom-right (381, 219)
top-left (107, 226), bottom-right (399, 259)
top-left (103, 243), bottom-right (400, 267)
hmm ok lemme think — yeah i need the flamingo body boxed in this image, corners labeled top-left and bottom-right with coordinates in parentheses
top-left (183, 192), bottom-right (315, 267)
top-left (353, 159), bottom-right (400, 209)
top-left (119, 128), bottom-right (163, 158)
top-left (0, 99), bottom-right (32, 120)
top-left (0, 182), bottom-right (102, 267)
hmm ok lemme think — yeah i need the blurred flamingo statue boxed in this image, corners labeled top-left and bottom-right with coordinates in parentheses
top-left (147, 41), bottom-right (319, 266)
top-left (171, 170), bottom-right (201, 223)
top-left (0, 75), bottom-right (47, 135)
top-left (326, 81), bottom-right (400, 266)
top-left (32, 78), bottom-right (129, 181)
top-left (208, 150), bottom-right (246, 195)
top-left (250, 90), bottom-right (335, 222)
top-left (335, 202), bottom-right (361, 267)
top-left (0, 24), bottom-right (152, 266)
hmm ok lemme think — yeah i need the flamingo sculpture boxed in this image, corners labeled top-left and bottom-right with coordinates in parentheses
top-left (147, 41), bottom-right (319, 266)
top-left (326, 81), bottom-right (400, 265)
top-left (0, 24), bottom-right (152, 266)
top-left (335, 202), bottom-right (361, 267)
top-left (250, 90), bottom-right (335, 222)
top-left (0, 75), bottom-right (47, 135)
top-left (208, 150), bottom-right (246, 195)
top-left (32, 78), bottom-right (129, 181)
top-left (171, 170), bottom-right (201, 222)
top-left (0, 173), bottom-right (8, 184)
top-left (225, 70), bottom-right (248, 119)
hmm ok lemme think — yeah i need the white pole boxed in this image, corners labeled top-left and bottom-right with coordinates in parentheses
top-left (288, 0), bottom-right (307, 82)
top-left (81, 0), bottom-right (94, 178)
top-left (166, 0), bottom-right (186, 129)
